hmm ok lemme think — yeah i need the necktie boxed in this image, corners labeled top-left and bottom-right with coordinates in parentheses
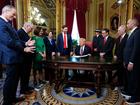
top-left (80, 47), bottom-right (83, 55)
top-left (63, 33), bottom-right (67, 48)
top-left (128, 31), bottom-right (132, 39)
top-left (50, 39), bottom-right (53, 45)
top-left (103, 37), bottom-right (106, 45)
top-left (120, 36), bottom-right (123, 43)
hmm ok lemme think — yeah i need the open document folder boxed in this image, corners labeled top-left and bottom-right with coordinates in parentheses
top-left (72, 54), bottom-right (91, 58)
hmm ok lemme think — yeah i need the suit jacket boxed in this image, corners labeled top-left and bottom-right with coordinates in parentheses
top-left (0, 18), bottom-right (25, 64)
top-left (17, 28), bottom-right (33, 61)
top-left (75, 45), bottom-right (91, 55)
top-left (57, 33), bottom-right (73, 55)
top-left (92, 34), bottom-right (103, 55)
top-left (114, 34), bottom-right (128, 61)
top-left (43, 36), bottom-right (57, 57)
top-left (17, 28), bottom-right (30, 42)
top-left (124, 28), bottom-right (140, 65)
top-left (99, 36), bottom-right (115, 57)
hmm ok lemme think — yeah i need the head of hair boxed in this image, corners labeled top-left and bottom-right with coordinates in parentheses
top-left (131, 18), bottom-right (139, 26)
top-left (34, 27), bottom-right (42, 36)
top-left (2, 5), bottom-right (15, 14)
top-left (102, 28), bottom-right (109, 34)
top-left (49, 30), bottom-right (54, 34)
top-left (80, 38), bottom-right (86, 42)
top-left (62, 25), bottom-right (67, 29)
top-left (23, 22), bottom-right (33, 28)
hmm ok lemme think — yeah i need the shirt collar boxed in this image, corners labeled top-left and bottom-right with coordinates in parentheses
top-left (0, 15), bottom-right (8, 22)
top-left (81, 45), bottom-right (85, 49)
top-left (121, 33), bottom-right (126, 38)
top-left (130, 27), bottom-right (137, 34)
top-left (22, 27), bottom-right (27, 33)
top-left (104, 35), bottom-right (109, 40)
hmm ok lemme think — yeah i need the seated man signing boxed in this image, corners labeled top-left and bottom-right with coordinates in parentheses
top-left (75, 38), bottom-right (91, 56)
top-left (74, 38), bottom-right (92, 80)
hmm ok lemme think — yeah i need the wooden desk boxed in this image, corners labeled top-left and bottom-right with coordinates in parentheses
top-left (46, 56), bottom-right (120, 97)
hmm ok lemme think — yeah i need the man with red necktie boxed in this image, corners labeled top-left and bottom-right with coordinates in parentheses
top-left (57, 25), bottom-right (73, 56)
top-left (99, 28), bottom-right (115, 58)
top-left (99, 28), bottom-right (115, 84)
top-left (57, 25), bottom-right (73, 79)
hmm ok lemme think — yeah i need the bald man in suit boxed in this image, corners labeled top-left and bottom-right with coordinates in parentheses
top-left (123, 19), bottom-right (140, 104)
top-left (17, 22), bottom-right (34, 95)
top-left (113, 25), bottom-right (128, 87)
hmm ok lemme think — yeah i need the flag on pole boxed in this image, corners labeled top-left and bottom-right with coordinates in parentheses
top-left (71, 10), bottom-right (80, 45)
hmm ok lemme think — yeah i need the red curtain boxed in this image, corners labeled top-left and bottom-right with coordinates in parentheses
top-left (65, 0), bottom-right (90, 38)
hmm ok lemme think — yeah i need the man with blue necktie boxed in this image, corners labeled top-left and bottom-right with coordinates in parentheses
top-left (0, 5), bottom-right (35, 105)
top-left (44, 31), bottom-right (57, 57)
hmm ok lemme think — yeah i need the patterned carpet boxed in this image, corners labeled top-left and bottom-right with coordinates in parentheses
top-left (40, 84), bottom-right (123, 105)
top-left (0, 79), bottom-right (126, 105)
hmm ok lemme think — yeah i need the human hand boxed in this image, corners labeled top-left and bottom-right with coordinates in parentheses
top-left (24, 46), bottom-right (35, 53)
top-left (52, 52), bottom-right (55, 56)
top-left (57, 52), bottom-right (60, 56)
top-left (114, 55), bottom-right (117, 60)
top-left (70, 52), bottom-right (73, 56)
top-left (26, 38), bottom-right (35, 46)
top-left (100, 52), bottom-right (105, 58)
top-left (127, 63), bottom-right (133, 71)
top-left (94, 48), bottom-right (97, 51)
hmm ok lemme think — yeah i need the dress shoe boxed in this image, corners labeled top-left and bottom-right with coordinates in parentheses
top-left (25, 90), bottom-right (34, 94)
top-left (125, 97), bottom-right (140, 105)
top-left (27, 86), bottom-right (34, 91)
top-left (20, 89), bottom-right (34, 94)
top-left (13, 97), bottom-right (25, 103)
top-left (121, 90), bottom-right (131, 100)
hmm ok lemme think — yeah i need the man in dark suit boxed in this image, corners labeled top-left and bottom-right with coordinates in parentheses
top-left (123, 19), bottom-right (140, 104)
top-left (57, 25), bottom-right (73, 56)
top-left (0, 5), bottom-right (35, 105)
top-left (17, 22), bottom-right (34, 95)
top-left (92, 29), bottom-right (102, 56)
top-left (44, 31), bottom-right (57, 58)
top-left (99, 28), bottom-right (115, 83)
top-left (43, 31), bottom-right (57, 81)
top-left (113, 25), bottom-right (128, 87)
top-left (57, 25), bottom-right (73, 78)
top-left (75, 38), bottom-right (91, 56)
top-left (99, 28), bottom-right (115, 58)
top-left (74, 38), bottom-right (91, 79)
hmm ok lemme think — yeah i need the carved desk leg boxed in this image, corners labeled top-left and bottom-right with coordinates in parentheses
top-left (54, 66), bottom-right (65, 93)
top-left (96, 65), bottom-right (102, 98)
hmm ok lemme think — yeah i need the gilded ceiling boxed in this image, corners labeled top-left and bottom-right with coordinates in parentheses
top-left (31, 0), bottom-right (56, 19)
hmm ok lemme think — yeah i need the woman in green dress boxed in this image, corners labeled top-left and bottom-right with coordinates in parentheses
top-left (32, 27), bottom-right (46, 87)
